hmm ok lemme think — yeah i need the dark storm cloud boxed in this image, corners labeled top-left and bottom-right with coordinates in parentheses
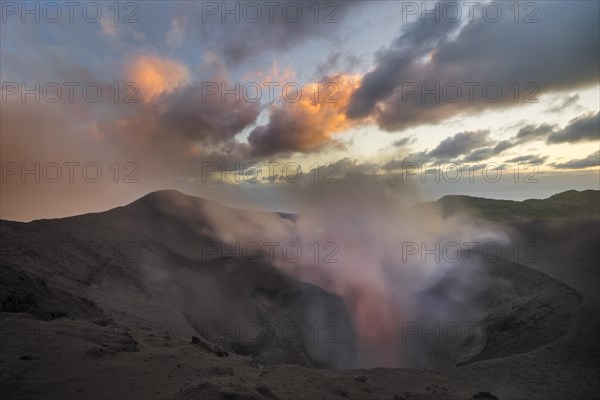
top-left (551, 151), bottom-right (600, 169)
top-left (427, 130), bottom-right (491, 159)
top-left (546, 112), bottom-right (600, 144)
top-left (347, 1), bottom-right (600, 131)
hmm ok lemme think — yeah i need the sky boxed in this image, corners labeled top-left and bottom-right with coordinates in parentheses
top-left (1, 0), bottom-right (599, 221)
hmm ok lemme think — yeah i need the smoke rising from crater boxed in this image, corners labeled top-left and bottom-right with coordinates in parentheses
top-left (200, 173), bottom-right (509, 367)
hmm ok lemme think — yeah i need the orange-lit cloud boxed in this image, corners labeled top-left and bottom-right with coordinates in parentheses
top-left (248, 73), bottom-right (364, 156)
top-left (127, 54), bottom-right (190, 102)
top-left (298, 74), bottom-right (362, 139)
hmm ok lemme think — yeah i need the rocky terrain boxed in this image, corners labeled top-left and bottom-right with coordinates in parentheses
top-left (1, 190), bottom-right (598, 399)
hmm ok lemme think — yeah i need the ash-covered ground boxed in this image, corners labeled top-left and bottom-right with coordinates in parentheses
top-left (1, 190), bottom-right (598, 400)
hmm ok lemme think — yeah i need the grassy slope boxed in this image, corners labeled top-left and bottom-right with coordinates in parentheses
top-left (433, 189), bottom-right (600, 222)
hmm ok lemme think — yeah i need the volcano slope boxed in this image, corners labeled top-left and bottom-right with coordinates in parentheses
top-left (1, 190), bottom-right (598, 399)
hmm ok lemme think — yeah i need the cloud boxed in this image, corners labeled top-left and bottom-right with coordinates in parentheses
top-left (546, 112), bottom-right (600, 144)
top-left (315, 50), bottom-right (362, 78)
top-left (433, 115), bottom-right (598, 165)
top-left (459, 115), bottom-right (598, 164)
top-left (505, 155), bottom-right (548, 165)
top-left (391, 137), bottom-right (415, 147)
top-left (127, 54), bottom-right (190, 102)
top-left (493, 140), bottom-right (514, 153)
top-left (382, 130), bottom-right (501, 170)
top-left (462, 148), bottom-right (495, 162)
top-left (95, 52), bottom-right (263, 166)
top-left (546, 94), bottom-right (580, 113)
top-left (159, 79), bottom-right (260, 145)
top-left (185, 1), bottom-right (368, 66)
top-left (551, 151), bottom-right (600, 169)
top-left (515, 123), bottom-right (557, 143)
top-left (346, 18), bottom-right (459, 121)
top-left (462, 140), bottom-right (514, 162)
top-left (95, 69), bottom-right (369, 167)
top-left (385, 121), bottom-right (558, 167)
top-left (166, 17), bottom-right (186, 48)
top-left (382, 155), bottom-right (421, 172)
top-left (427, 130), bottom-right (491, 159)
top-left (247, 74), bottom-right (363, 157)
top-left (346, 2), bottom-right (599, 132)
top-left (99, 18), bottom-right (119, 38)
